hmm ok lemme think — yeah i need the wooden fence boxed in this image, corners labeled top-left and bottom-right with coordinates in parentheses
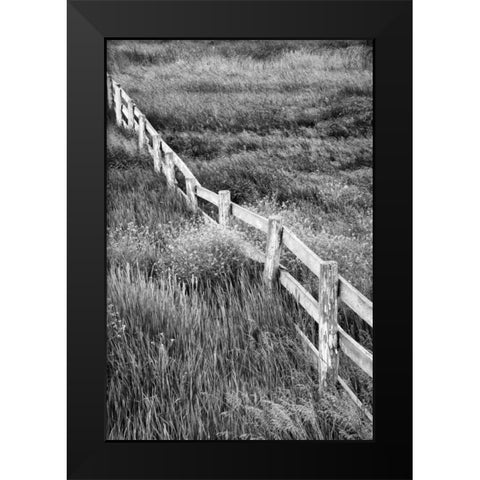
top-left (107, 74), bottom-right (374, 421)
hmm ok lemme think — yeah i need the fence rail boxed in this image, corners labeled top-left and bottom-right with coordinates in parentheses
top-left (107, 74), bottom-right (374, 421)
top-left (196, 185), bottom-right (219, 206)
top-left (231, 202), bottom-right (269, 234)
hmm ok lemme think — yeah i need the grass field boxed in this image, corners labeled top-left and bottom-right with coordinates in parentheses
top-left (106, 40), bottom-right (373, 440)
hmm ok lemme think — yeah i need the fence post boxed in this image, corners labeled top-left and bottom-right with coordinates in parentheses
top-left (263, 216), bottom-right (283, 287)
top-left (164, 151), bottom-right (176, 187)
top-left (126, 98), bottom-right (135, 129)
top-left (218, 190), bottom-right (231, 226)
top-left (106, 74), bottom-right (113, 110)
top-left (114, 84), bottom-right (122, 126)
top-left (318, 260), bottom-right (339, 391)
top-left (137, 113), bottom-right (146, 151)
top-left (185, 177), bottom-right (198, 211)
top-left (152, 134), bottom-right (161, 172)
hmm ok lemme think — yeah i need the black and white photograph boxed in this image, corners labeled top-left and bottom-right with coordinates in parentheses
top-left (9, 0), bottom-right (480, 479)
top-left (106, 40), bottom-right (373, 440)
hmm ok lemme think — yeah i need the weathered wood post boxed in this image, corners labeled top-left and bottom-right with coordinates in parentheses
top-left (185, 177), bottom-right (198, 212)
top-left (164, 151), bottom-right (176, 187)
top-left (152, 134), bottom-right (161, 172)
top-left (218, 190), bottom-right (231, 226)
top-left (137, 113), bottom-right (146, 151)
top-left (263, 216), bottom-right (283, 287)
top-left (106, 74), bottom-right (113, 110)
top-left (113, 84), bottom-right (122, 126)
top-left (318, 260), bottom-right (339, 391)
top-left (126, 98), bottom-right (135, 129)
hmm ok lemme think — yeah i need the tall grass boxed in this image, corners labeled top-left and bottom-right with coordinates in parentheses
top-left (107, 265), bottom-right (371, 440)
top-left (108, 41), bottom-right (372, 136)
top-left (106, 40), bottom-right (373, 440)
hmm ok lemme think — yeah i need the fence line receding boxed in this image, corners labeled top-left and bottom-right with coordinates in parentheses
top-left (107, 74), bottom-right (374, 421)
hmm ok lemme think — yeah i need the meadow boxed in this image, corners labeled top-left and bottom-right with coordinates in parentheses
top-left (106, 40), bottom-right (373, 440)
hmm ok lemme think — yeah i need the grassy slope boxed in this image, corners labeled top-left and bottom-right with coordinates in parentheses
top-left (107, 40), bottom-right (373, 440)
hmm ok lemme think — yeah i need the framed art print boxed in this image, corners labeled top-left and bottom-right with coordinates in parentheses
top-left (68, 1), bottom-right (411, 478)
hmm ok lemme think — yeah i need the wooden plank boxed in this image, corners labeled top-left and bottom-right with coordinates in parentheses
top-left (263, 216), bottom-right (283, 286)
top-left (159, 139), bottom-right (170, 154)
top-left (338, 277), bottom-right (373, 327)
top-left (338, 326), bottom-right (373, 378)
top-left (279, 270), bottom-right (319, 322)
top-left (174, 156), bottom-right (199, 184)
top-left (133, 105), bottom-right (143, 119)
top-left (318, 261), bottom-right (339, 388)
top-left (196, 185), bottom-right (219, 206)
top-left (337, 376), bottom-right (373, 423)
top-left (282, 227), bottom-right (322, 276)
top-left (126, 98), bottom-right (135, 129)
top-left (144, 132), bottom-right (152, 148)
top-left (145, 120), bottom-right (157, 138)
top-left (185, 177), bottom-right (198, 212)
top-left (231, 203), bottom-right (269, 233)
top-left (218, 191), bottom-right (231, 226)
top-left (294, 324), bottom-right (320, 366)
top-left (151, 134), bottom-right (161, 173)
top-left (106, 74), bottom-right (113, 109)
top-left (120, 88), bottom-right (130, 102)
top-left (160, 139), bottom-right (172, 154)
top-left (113, 84), bottom-right (122, 126)
top-left (121, 104), bottom-right (129, 122)
top-left (137, 113), bottom-right (146, 151)
top-left (164, 151), bottom-right (177, 187)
